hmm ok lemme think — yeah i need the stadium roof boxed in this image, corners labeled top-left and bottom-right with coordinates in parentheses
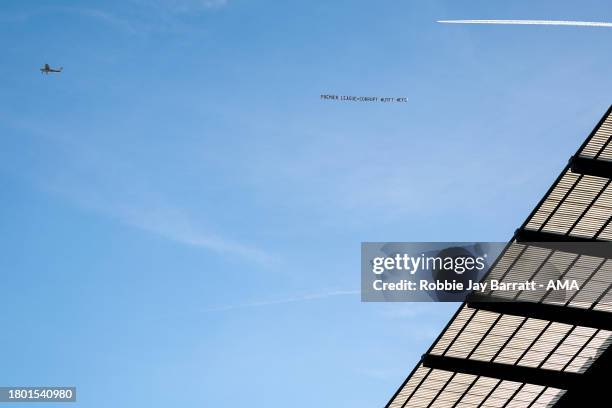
top-left (386, 106), bottom-right (612, 408)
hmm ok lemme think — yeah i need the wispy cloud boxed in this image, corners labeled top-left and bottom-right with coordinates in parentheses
top-left (125, 0), bottom-right (228, 19)
top-left (0, 6), bottom-right (138, 33)
top-left (438, 19), bottom-right (612, 28)
top-left (0, 1), bottom-right (227, 34)
top-left (41, 172), bottom-right (275, 265)
top-left (73, 8), bottom-right (139, 33)
top-left (150, 0), bottom-right (228, 13)
top-left (4, 118), bottom-right (274, 266)
top-left (114, 204), bottom-right (274, 264)
top-left (203, 290), bottom-right (360, 312)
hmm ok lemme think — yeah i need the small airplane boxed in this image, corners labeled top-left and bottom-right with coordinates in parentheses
top-left (40, 64), bottom-right (63, 74)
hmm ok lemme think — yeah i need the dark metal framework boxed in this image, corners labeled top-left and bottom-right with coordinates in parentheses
top-left (466, 294), bottom-right (612, 331)
top-left (421, 354), bottom-right (581, 390)
top-left (385, 106), bottom-right (612, 408)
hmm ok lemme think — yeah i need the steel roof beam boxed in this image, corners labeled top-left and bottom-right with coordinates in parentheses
top-left (513, 230), bottom-right (612, 258)
top-left (570, 156), bottom-right (612, 179)
top-left (514, 228), bottom-right (600, 243)
top-left (421, 354), bottom-right (580, 390)
top-left (466, 294), bottom-right (612, 331)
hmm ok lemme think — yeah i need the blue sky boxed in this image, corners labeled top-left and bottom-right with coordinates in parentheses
top-left (2, 0), bottom-right (612, 407)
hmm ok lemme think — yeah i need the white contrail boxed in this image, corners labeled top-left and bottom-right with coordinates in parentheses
top-left (438, 19), bottom-right (612, 28)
